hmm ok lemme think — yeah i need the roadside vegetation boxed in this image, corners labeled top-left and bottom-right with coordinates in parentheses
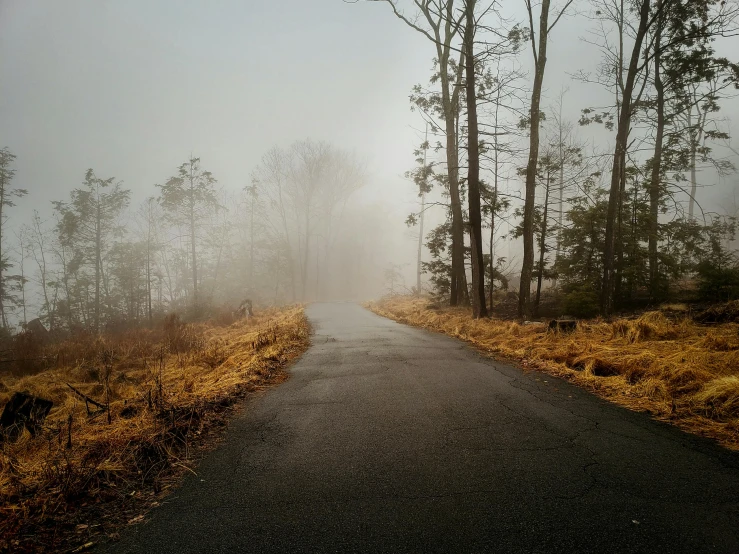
top-left (0, 306), bottom-right (309, 553)
top-left (370, 296), bottom-right (739, 450)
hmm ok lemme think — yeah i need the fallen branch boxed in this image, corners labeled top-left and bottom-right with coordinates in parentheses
top-left (65, 382), bottom-right (107, 414)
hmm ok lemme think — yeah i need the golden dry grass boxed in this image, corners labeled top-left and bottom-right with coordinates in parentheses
top-left (0, 306), bottom-right (309, 553)
top-left (369, 296), bottom-right (739, 450)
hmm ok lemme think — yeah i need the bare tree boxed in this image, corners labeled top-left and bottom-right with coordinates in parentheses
top-left (518, 0), bottom-right (575, 319)
top-left (254, 147), bottom-right (299, 302)
top-left (464, 0), bottom-right (488, 317)
top-left (254, 140), bottom-right (365, 302)
top-left (26, 211), bottom-right (56, 330)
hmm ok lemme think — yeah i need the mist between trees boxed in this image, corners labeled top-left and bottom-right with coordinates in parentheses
top-left (3, 0), bottom-right (739, 334)
top-left (373, 0), bottom-right (739, 319)
top-left (0, 139), bottom-right (379, 336)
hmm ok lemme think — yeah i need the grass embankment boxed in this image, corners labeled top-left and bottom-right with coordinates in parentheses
top-left (0, 306), bottom-right (309, 553)
top-left (369, 296), bottom-right (739, 450)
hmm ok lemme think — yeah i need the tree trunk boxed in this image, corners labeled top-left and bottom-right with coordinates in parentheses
top-left (648, 1), bottom-right (665, 303)
top-left (688, 106), bottom-right (705, 220)
top-left (417, 124), bottom-right (428, 296)
top-left (688, 125), bottom-right (698, 219)
top-left (95, 196), bottom-right (101, 333)
top-left (441, 52), bottom-right (466, 306)
top-left (535, 171), bottom-right (551, 316)
top-left (489, 69), bottom-right (504, 313)
top-left (489, 180), bottom-right (496, 313)
top-left (465, 0), bottom-right (487, 318)
top-left (614, 153), bottom-right (627, 303)
top-left (147, 200), bottom-right (153, 324)
top-left (19, 237), bottom-right (26, 325)
top-left (601, 0), bottom-right (651, 315)
top-left (0, 183), bottom-right (5, 329)
top-left (417, 191), bottom-right (425, 295)
top-left (379, 1), bottom-right (467, 306)
top-left (556, 114), bottom-right (565, 267)
top-left (33, 214), bottom-right (54, 331)
top-left (250, 192), bottom-right (255, 286)
top-left (630, 179), bottom-right (639, 299)
top-left (59, 243), bottom-right (74, 329)
top-left (302, 217), bottom-right (310, 301)
top-left (189, 167), bottom-right (199, 310)
top-left (519, 0), bottom-right (551, 319)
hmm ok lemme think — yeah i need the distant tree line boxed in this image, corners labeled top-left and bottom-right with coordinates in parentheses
top-left (0, 140), bottom-right (366, 335)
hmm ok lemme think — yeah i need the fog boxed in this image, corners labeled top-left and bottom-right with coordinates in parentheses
top-left (2, 0), bottom-right (739, 327)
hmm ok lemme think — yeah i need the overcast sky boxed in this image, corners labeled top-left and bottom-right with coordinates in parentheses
top-left (2, 0), bottom-right (738, 251)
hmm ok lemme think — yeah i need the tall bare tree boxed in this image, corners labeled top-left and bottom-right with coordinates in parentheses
top-left (254, 141), bottom-right (365, 302)
top-left (26, 211), bottom-right (57, 330)
top-left (519, 0), bottom-right (574, 318)
top-left (464, 0), bottom-right (488, 317)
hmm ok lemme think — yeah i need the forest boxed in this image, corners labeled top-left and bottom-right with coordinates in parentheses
top-left (0, 140), bottom-right (370, 340)
top-left (374, 0), bottom-right (739, 320)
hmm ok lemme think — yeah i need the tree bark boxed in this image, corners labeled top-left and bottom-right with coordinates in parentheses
top-left (377, 0), bottom-right (467, 306)
top-left (535, 171), bottom-right (551, 316)
top-left (417, 124), bottom-right (428, 296)
top-left (0, 179), bottom-right (5, 329)
top-left (648, 0), bottom-right (665, 303)
top-left (95, 191), bottom-right (101, 333)
top-left (442, 50), bottom-right (466, 306)
top-left (519, 0), bottom-right (551, 319)
top-left (489, 179), bottom-right (496, 313)
top-left (614, 152), bottom-right (627, 302)
top-left (190, 177), bottom-right (198, 310)
top-left (465, 0), bottom-right (487, 318)
top-left (688, 104), bottom-right (705, 220)
top-left (556, 112), bottom-right (565, 266)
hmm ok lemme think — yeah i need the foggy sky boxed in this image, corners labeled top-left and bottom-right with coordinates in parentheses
top-left (2, 0), bottom-right (739, 291)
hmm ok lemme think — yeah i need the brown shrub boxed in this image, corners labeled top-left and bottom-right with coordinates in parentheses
top-left (695, 300), bottom-right (739, 324)
top-left (0, 306), bottom-right (310, 552)
top-left (9, 330), bottom-right (47, 375)
top-left (692, 376), bottom-right (739, 419)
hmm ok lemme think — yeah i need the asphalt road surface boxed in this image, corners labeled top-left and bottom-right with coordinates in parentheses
top-left (107, 303), bottom-right (739, 553)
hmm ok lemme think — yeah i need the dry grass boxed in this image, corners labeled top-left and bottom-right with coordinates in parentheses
top-left (0, 306), bottom-right (309, 553)
top-left (369, 296), bottom-right (739, 450)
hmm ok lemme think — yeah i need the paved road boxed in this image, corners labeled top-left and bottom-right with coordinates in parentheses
top-left (108, 303), bottom-right (739, 553)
